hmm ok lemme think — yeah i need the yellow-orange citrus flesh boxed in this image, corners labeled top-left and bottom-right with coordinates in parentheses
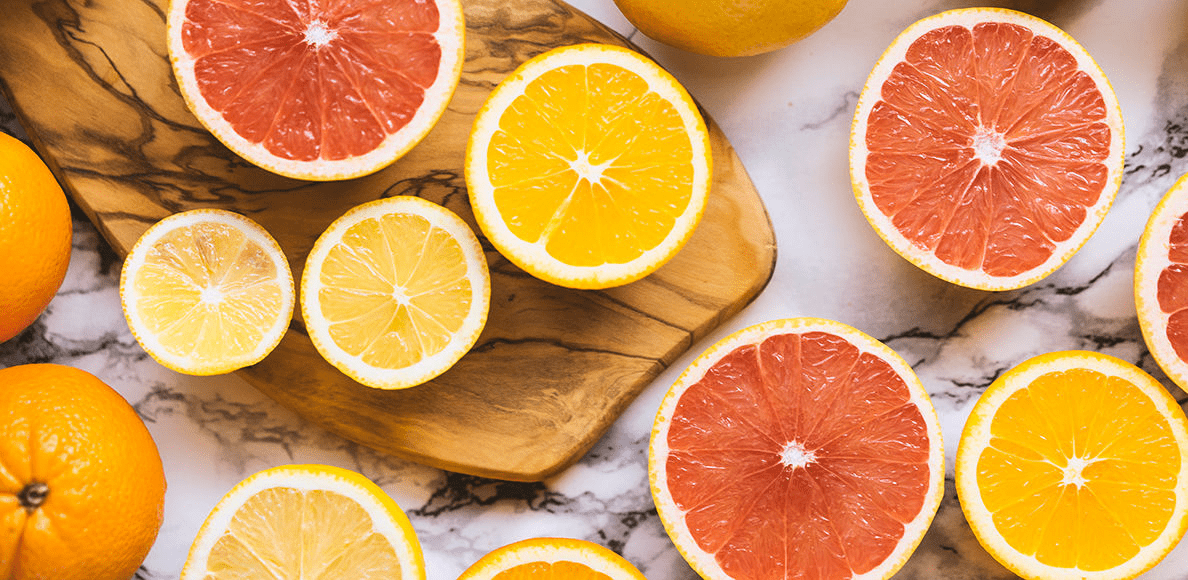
top-left (851, 8), bottom-right (1124, 290)
top-left (168, 0), bottom-right (465, 180)
top-left (120, 209), bottom-right (295, 375)
top-left (1136, 172), bottom-right (1188, 392)
top-left (181, 464), bottom-right (424, 580)
top-left (466, 43), bottom-right (711, 289)
top-left (0, 364), bottom-right (166, 580)
top-left (457, 537), bottom-right (647, 580)
top-left (301, 196), bottom-right (490, 389)
top-left (612, 0), bottom-right (848, 57)
top-left (956, 351), bottom-right (1188, 580)
top-left (650, 318), bottom-right (944, 580)
top-left (0, 132), bottom-right (72, 343)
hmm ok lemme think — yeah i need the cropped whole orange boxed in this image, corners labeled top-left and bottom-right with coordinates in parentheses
top-left (0, 364), bottom-right (166, 580)
top-left (0, 133), bottom-right (72, 343)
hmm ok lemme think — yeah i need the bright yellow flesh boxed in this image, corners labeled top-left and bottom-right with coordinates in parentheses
top-left (203, 487), bottom-right (401, 579)
top-left (492, 561), bottom-right (611, 580)
top-left (317, 213), bottom-right (472, 369)
top-left (977, 368), bottom-right (1181, 571)
top-left (133, 222), bottom-right (285, 363)
top-left (488, 63), bottom-right (694, 267)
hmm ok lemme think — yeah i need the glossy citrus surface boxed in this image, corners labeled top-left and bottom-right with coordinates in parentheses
top-left (466, 43), bottom-right (711, 289)
top-left (650, 318), bottom-right (944, 580)
top-left (120, 209), bottom-right (294, 375)
top-left (851, 8), bottom-right (1123, 290)
top-left (956, 351), bottom-right (1188, 579)
top-left (182, 464), bottom-right (424, 579)
top-left (168, 0), bottom-right (465, 180)
top-left (0, 364), bottom-right (166, 580)
top-left (302, 196), bottom-right (489, 389)
top-left (612, 0), bottom-right (847, 57)
top-left (0, 132), bottom-right (72, 343)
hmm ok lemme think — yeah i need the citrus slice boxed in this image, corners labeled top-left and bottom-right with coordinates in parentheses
top-left (180, 464), bottom-right (425, 580)
top-left (649, 318), bottom-right (944, 580)
top-left (850, 8), bottom-right (1124, 290)
top-left (1136, 172), bottom-right (1188, 392)
top-left (457, 537), bottom-right (647, 580)
top-left (120, 209), bottom-right (294, 375)
top-left (465, 43), bottom-right (712, 290)
top-left (301, 196), bottom-right (489, 389)
top-left (955, 351), bottom-right (1188, 580)
top-left (167, 0), bottom-right (465, 181)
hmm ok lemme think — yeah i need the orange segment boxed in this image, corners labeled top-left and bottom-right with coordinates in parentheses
top-left (466, 43), bottom-right (711, 289)
top-left (457, 538), bottom-right (646, 580)
top-left (650, 318), bottom-right (944, 580)
top-left (851, 8), bottom-right (1124, 290)
top-left (956, 351), bottom-right (1188, 580)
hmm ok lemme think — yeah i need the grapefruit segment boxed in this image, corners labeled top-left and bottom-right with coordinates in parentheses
top-left (1136, 172), bottom-right (1188, 392)
top-left (650, 318), bottom-right (944, 580)
top-left (169, 0), bottom-right (464, 180)
top-left (851, 8), bottom-right (1124, 290)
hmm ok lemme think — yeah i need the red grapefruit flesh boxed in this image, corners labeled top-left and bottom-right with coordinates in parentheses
top-left (851, 8), bottom-right (1124, 290)
top-left (650, 318), bottom-right (944, 580)
top-left (169, 0), bottom-right (465, 180)
top-left (1136, 172), bottom-right (1188, 392)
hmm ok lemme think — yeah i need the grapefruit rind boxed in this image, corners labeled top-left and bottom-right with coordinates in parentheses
top-left (849, 8), bottom-right (1125, 291)
top-left (300, 196), bottom-right (490, 390)
top-left (166, 0), bottom-right (466, 182)
top-left (180, 464), bottom-right (425, 580)
top-left (1136, 173), bottom-right (1188, 392)
top-left (648, 317), bottom-right (945, 580)
top-left (119, 209), bottom-right (295, 376)
top-left (954, 351), bottom-right (1188, 580)
top-left (465, 43), bottom-right (712, 290)
top-left (457, 537), bottom-right (647, 580)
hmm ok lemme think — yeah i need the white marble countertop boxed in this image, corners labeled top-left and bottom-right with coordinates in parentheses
top-left (4, 0), bottom-right (1188, 578)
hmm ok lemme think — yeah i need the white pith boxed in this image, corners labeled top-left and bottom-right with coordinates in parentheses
top-left (955, 351), bottom-right (1188, 580)
top-left (167, 0), bottom-right (466, 181)
top-left (849, 8), bottom-right (1125, 291)
top-left (648, 318), bottom-right (945, 580)
top-left (300, 196), bottom-right (490, 390)
top-left (465, 44), bottom-right (711, 288)
top-left (119, 209), bottom-right (294, 375)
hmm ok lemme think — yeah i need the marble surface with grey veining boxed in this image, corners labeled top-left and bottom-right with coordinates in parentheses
top-left (4, 0), bottom-right (1188, 578)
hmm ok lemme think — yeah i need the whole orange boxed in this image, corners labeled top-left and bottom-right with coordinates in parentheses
top-left (0, 132), bottom-right (72, 343)
top-left (0, 364), bottom-right (167, 580)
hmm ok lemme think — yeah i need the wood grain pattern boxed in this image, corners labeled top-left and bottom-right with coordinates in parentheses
top-left (0, 0), bottom-right (776, 480)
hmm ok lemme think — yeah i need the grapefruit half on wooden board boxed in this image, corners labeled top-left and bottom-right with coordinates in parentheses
top-left (167, 0), bottom-right (465, 181)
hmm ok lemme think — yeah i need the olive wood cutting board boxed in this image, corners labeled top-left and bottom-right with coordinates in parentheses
top-left (0, 0), bottom-right (776, 480)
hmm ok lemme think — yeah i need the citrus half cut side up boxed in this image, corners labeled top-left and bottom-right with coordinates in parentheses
top-left (851, 8), bottom-right (1124, 290)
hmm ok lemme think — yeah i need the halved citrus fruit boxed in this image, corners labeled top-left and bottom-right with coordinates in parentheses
top-left (457, 537), bottom-right (647, 580)
top-left (850, 8), bottom-right (1124, 290)
top-left (120, 209), bottom-right (295, 375)
top-left (167, 0), bottom-right (465, 181)
top-left (956, 351), bottom-right (1188, 580)
top-left (301, 195), bottom-right (489, 389)
top-left (649, 318), bottom-right (944, 580)
top-left (465, 43), bottom-right (712, 290)
top-left (1136, 172), bottom-right (1188, 392)
top-left (180, 464), bottom-right (425, 580)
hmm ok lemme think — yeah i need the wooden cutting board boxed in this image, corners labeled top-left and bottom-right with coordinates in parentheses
top-left (0, 0), bottom-right (776, 481)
